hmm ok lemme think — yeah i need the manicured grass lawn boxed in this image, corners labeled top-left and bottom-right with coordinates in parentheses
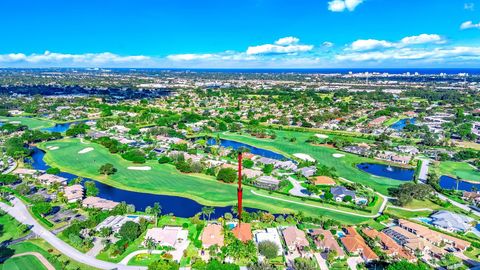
top-left (39, 138), bottom-right (371, 224)
top-left (5, 240), bottom-right (98, 270)
top-left (0, 116), bottom-right (54, 130)
top-left (383, 117), bottom-right (400, 127)
top-left (438, 161), bottom-right (480, 182)
top-left (0, 255), bottom-right (47, 270)
top-left (127, 253), bottom-right (165, 266)
top-left (384, 205), bottom-right (432, 219)
top-left (0, 212), bottom-right (28, 243)
top-left (216, 130), bottom-right (405, 195)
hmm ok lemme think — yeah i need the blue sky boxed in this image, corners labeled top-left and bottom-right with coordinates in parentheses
top-left (1, 0), bottom-right (480, 68)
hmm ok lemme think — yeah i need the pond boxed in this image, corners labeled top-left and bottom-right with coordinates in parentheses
top-left (439, 175), bottom-right (480, 192)
top-left (207, 138), bottom-right (288, 160)
top-left (27, 147), bottom-right (261, 218)
top-left (41, 120), bottom-right (88, 133)
top-left (356, 163), bottom-right (414, 181)
top-left (390, 118), bottom-right (416, 130)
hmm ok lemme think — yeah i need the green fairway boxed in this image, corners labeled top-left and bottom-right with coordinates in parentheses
top-left (215, 130), bottom-right (406, 195)
top-left (438, 161), bottom-right (480, 182)
top-left (0, 116), bottom-right (54, 130)
top-left (39, 138), bottom-right (372, 224)
top-left (0, 212), bottom-right (28, 243)
top-left (1, 255), bottom-right (47, 270)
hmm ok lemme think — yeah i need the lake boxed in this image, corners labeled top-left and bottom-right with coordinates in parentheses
top-left (42, 120), bottom-right (88, 133)
top-left (207, 138), bottom-right (288, 160)
top-left (439, 175), bottom-right (480, 192)
top-left (28, 147), bottom-right (261, 218)
top-left (390, 118), bottom-right (416, 130)
top-left (356, 163), bottom-right (414, 181)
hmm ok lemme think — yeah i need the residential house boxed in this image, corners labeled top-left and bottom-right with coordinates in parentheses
top-left (64, 184), bottom-right (84, 203)
top-left (298, 166), bottom-right (316, 178)
top-left (201, 224), bottom-right (224, 248)
top-left (462, 191), bottom-right (480, 204)
top-left (12, 168), bottom-right (39, 178)
top-left (313, 176), bottom-right (336, 186)
top-left (38, 174), bottom-right (67, 186)
top-left (383, 226), bottom-right (446, 258)
top-left (340, 227), bottom-right (379, 262)
top-left (309, 229), bottom-right (345, 258)
top-left (362, 228), bottom-right (415, 262)
top-left (430, 211), bottom-right (474, 232)
top-left (282, 226), bottom-right (309, 253)
top-left (255, 175), bottom-right (280, 190)
top-left (82, 196), bottom-right (119, 211)
top-left (144, 226), bottom-right (189, 247)
top-left (254, 228), bottom-right (283, 256)
top-left (368, 116), bottom-right (387, 127)
top-left (330, 186), bottom-right (359, 202)
top-left (233, 223), bottom-right (252, 242)
top-left (95, 215), bottom-right (149, 233)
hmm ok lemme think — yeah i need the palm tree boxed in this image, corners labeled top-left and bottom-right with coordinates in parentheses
top-left (145, 237), bottom-right (156, 254)
top-left (152, 202), bottom-right (162, 226)
top-left (202, 206), bottom-right (215, 220)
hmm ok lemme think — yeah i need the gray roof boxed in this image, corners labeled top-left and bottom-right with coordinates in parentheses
top-left (431, 210), bottom-right (474, 232)
top-left (330, 186), bottom-right (356, 198)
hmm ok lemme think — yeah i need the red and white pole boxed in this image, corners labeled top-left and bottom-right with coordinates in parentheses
top-left (237, 152), bottom-right (243, 224)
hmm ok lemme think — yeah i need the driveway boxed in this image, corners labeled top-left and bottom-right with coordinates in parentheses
top-left (313, 253), bottom-right (329, 270)
top-left (0, 197), bottom-right (146, 270)
top-left (347, 256), bottom-right (364, 270)
top-left (287, 176), bottom-right (319, 199)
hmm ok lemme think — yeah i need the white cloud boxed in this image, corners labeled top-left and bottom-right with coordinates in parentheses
top-left (464, 3), bottom-right (475, 10)
top-left (275, 36), bottom-right (299, 45)
top-left (348, 34), bottom-right (445, 51)
top-left (0, 51), bottom-right (150, 66)
top-left (166, 53), bottom-right (216, 61)
top-left (460, 20), bottom-right (480, 30)
top-left (337, 46), bottom-right (480, 62)
top-left (246, 37), bottom-right (313, 55)
top-left (322, 41), bottom-right (334, 47)
top-left (328, 0), bottom-right (363, 12)
top-left (400, 34), bottom-right (444, 45)
top-left (350, 39), bottom-right (395, 51)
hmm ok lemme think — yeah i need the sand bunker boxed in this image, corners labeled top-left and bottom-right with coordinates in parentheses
top-left (78, 147), bottom-right (94, 154)
top-left (49, 146), bottom-right (59, 150)
top-left (9, 121), bottom-right (21, 124)
top-left (294, 153), bottom-right (315, 162)
top-left (127, 166), bottom-right (151, 171)
top-left (332, 153), bottom-right (345, 158)
top-left (315, 134), bottom-right (329, 139)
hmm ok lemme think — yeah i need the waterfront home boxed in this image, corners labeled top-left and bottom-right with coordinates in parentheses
top-left (82, 196), bottom-right (119, 211)
top-left (144, 226), bottom-right (189, 247)
top-left (309, 229), bottom-right (345, 258)
top-left (254, 228), bottom-right (283, 256)
top-left (63, 184), bottom-right (84, 203)
top-left (340, 227), bottom-right (378, 262)
top-left (38, 174), bottom-right (68, 186)
top-left (429, 211), bottom-right (474, 232)
top-left (12, 168), bottom-right (39, 178)
top-left (313, 176), bottom-right (336, 186)
top-left (282, 226), bottom-right (309, 253)
top-left (232, 223), bottom-right (252, 242)
top-left (362, 228), bottom-right (415, 262)
top-left (376, 151), bottom-right (411, 165)
top-left (95, 215), bottom-right (148, 233)
top-left (255, 175), bottom-right (280, 190)
top-left (397, 219), bottom-right (470, 251)
top-left (201, 223), bottom-right (224, 248)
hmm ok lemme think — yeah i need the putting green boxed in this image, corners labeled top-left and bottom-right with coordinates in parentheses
top-left (40, 138), bottom-right (373, 224)
top-left (215, 130), bottom-right (406, 195)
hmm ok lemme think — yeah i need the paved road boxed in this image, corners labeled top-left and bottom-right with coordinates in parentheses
top-left (11, 252), bottom-right (56, 270)
top-left (436, 193), bottom-right (480, 217)
top-left (0, 197), bottom-right (146, 270)
top-left (287, 176), bottom-right (319, 198)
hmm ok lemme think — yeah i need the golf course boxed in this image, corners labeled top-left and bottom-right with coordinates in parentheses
top-left (38, 138), bottom-right (381, 224)
top-left (0, 116), bottom-right (55, 130)
top-left (215, 129), bottom-right (407, 195)
top-left (438, 161), bottom-right (480, 182)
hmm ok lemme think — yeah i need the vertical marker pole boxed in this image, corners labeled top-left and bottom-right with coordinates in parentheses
top-left (237, 152), bottom-right (243, 224)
